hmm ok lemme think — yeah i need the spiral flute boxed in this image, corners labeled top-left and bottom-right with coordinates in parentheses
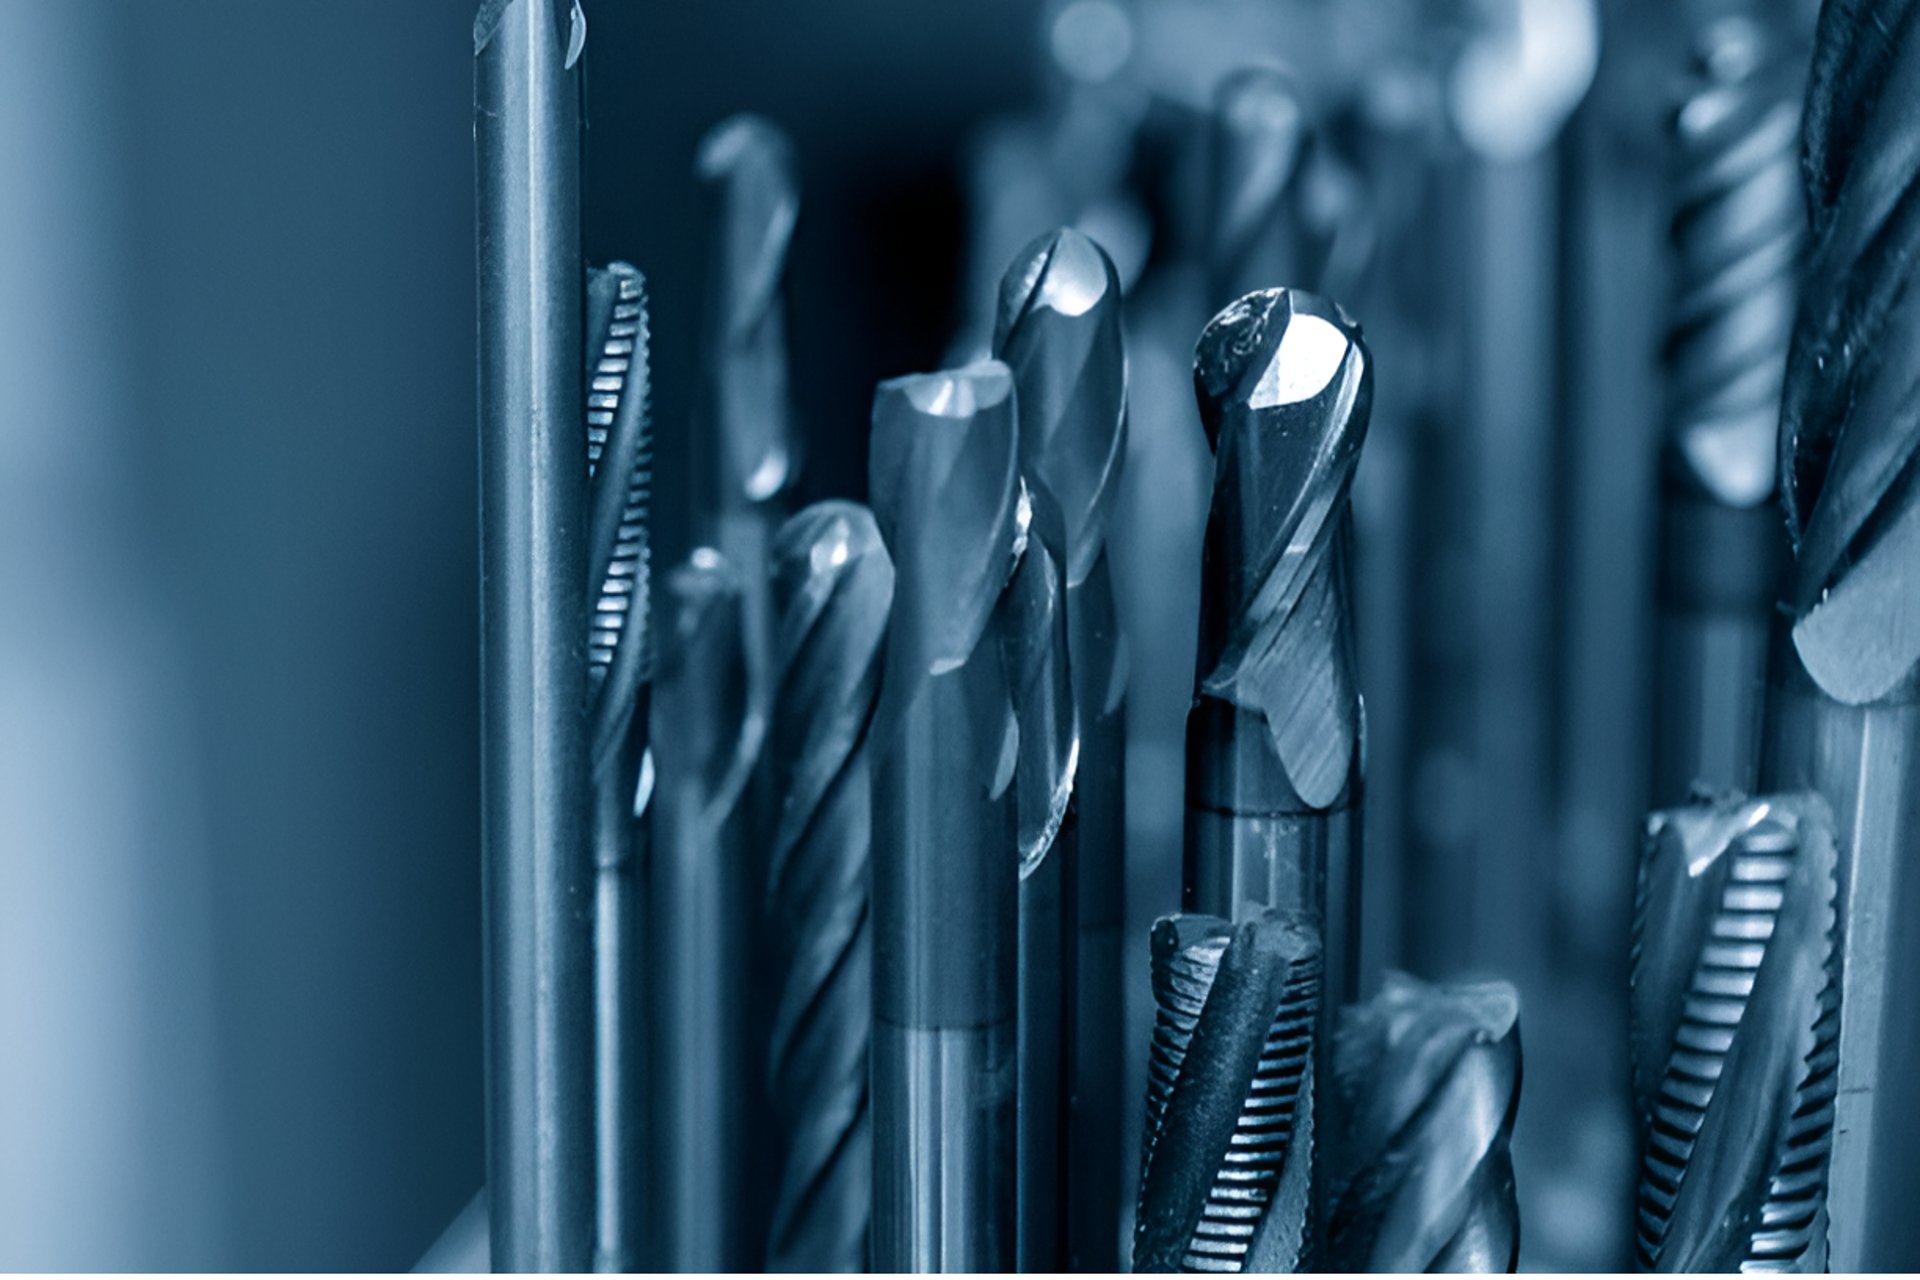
top-left (1652, 14), bottom-right (1803, 803)
top-left (1326, 974), bottom-right (1521, 1273)
top-left (868, 361), bottom-right (1023, 1273)
top-left (647, 550), bottom-right (763, 1272)
top-left (1630, 793), bottom-right (1839, 1272)
top-left (993, 226), bottom-right (1129, 1270)
top-left (762, 502), bottom-right (893, 1273)
top-left (1133, 913), bottom-right (1321, 1274)
top-left (1186, 288), bottom-right (1370, 1008)
top-left (584, 263), bottom-right (654, 1273)
top-left (1759, 3), bottom-right (1920, 1265)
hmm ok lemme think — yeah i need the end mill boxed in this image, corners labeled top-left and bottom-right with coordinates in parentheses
top-left (1631, 792), bottom-right (1838, 1271)
top-left (763, 501), bottom-right (894, 1274)
top-left (1133, 912), bottom-right (1322, 1274)
top-left (1651, 14), bottom-right (1803, 803)
top-left (867, 360), bottom-right (1023, 1273)
top-left (1185, 287), bottom-right (1371, 1010)
top-left (993, 226), bottom-right (1130, 1272)
top-left (1326, 974), bottom-right (1522, 1273)
top-left (584, 263), bottom-right (654, 1274)
top-left (1760, 2), bottom-right (1920, 1264)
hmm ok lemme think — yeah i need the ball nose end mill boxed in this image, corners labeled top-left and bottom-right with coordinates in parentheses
top-left (1326, 974), bottom-right (1523, 1274)
top-left (763, 500), bottom-right (893, 1275)
top-left (1207, 67), bottom-right (1320, 304)
top-left (994, 225), bottom-right (1131, 1272)
top-left (1134, 911), bottom-right (1323, 1274)
top-left (1631, 793), bottom-right (1839, 1271)
top-left (1186, 288), bottom-right (1370, 1007)
top-left (868, 359), bottom-right (1023, 1274)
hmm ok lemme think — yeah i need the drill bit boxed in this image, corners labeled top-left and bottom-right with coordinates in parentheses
top-left (1760, 3), bottom-right (1920, 1266)
top-left (1186, 287), bottom-right (1370, 1010)
top-left (695, 112), bottom-right (800, 696)
top-left (1133, 912), bottom-right (1322, 1274)
top-left (473, 0), bottom-right (591, 1268)
top-left (1630, 793), bottom-right (1838, 1271)
top-left (1325, 974), bottom-right (1521, 1273)
top-left (647, 549), bottom-right (764, 1272)
top-left (868, 361), bottom-right (1022, 1273)
top-left (1004, 482), bottom-right (1079, 1274)
top-left (762, 501), bottom-right (893, 1273)
top-left (1651, 14), bottom-right (1803, 804)
top-left (585, 263), bottom-right (653, 1274)
top-left (992, 225), bottom-right (1130, 1272)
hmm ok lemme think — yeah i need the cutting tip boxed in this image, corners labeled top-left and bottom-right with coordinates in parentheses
top-left (697, 112), bottom-right (800, 337)
top-left (869, 361), bottom-right (1021, 676)
top-left (773, 499), bottom-right (888, 592)
top-left (993, 226), bottom-right (1120, 349)
top-left (1193, 288), bottom-right (1366, 451)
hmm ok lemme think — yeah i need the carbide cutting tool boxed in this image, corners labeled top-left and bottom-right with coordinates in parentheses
top-left (647, 549), bottom-right (763, 1272)
top-left (868, 361), bottom-right (1023, 1273)
top-left (585, 263), bottom-right (654, 1274)
top-left (1133, 912), bottom-right (1321, 1274)
top-left (474, 0), bottom-right (591, 1268)
top-left (1630, 792), bottom-right (1838, 1271)
top-left (994, 225), bottom-right (1129, 1272)
top-left (1326, 974), bottom-right (1521, 1273)
top-left (1185, 287), bottom-right (1369, 1011)
top-left (1652, 15), bottom-right (1802, 804)
top-left (1760, 1), bottom-right (1920, 1265)
top-left (763, 502), bottom-right (893, 1274)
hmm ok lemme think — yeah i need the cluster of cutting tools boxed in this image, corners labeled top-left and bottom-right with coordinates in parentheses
top-left (463, 0), bottom-right (1920, 1272)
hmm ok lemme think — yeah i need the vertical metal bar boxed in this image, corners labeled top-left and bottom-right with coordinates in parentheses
top-left (473, 0), bottom-right (590, 1270)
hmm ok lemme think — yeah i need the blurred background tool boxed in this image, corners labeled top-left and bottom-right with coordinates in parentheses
top-left (1326, 974), bottom-right (1522, 1273)
top-left (692, 114), bottom-right (801, 691)
top-left (868, 361), bottom-right (1023, 1273)
top-left (992, 225), bottom-right (1131, 1273)
top-left (763, 501), bottom-right (893, 1273)
top-left (584, 263), bottom-right (655, 1273)
top-left (1762, 0), bottom-right (1920, 1265)
top-left (1630, 793), bottom-right (1837, 1271)
top-left (1650, 14), bottom-right (1802, 807)
top-left (1186, 288), bottom-right (1370, 1012)
top-left (647, 550), bottom-right (763, 1271)
top-left (474, 0), bottom-right (593, 1270)
top-left (1133, 913), bottom-right (1322, 1273)
top-left (1005, 482), bottom-right (1080, 1274)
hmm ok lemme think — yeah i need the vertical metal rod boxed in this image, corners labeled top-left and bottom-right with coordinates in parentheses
top-left (473, 0), bottom-right (591, 1270)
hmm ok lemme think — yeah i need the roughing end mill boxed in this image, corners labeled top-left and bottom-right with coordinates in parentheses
top-left (1005, 482), bottom-right (1079, 1274)
top-left (585, 263), bottom-right (654, 1274)
top-left (1652, 14), bottom-right (1802, 804)
top-left (1631, 793), bottom-right (1838, 1271)
top-left (695, 112), bottom-right (800, 692)
top-left (763, 501), bottom-right (894, 1273)
top-left (1133, 912), bottom-right (1322, 1274)
top-left (474, 0), bottom-right (591, 1268)
top-left (1325, 974), bottom-right (1521, 1273)
top-left (868, 361), bottom-right (1023, 1273)
top-left (647, 549), bottom-right (764, 1272)
top-left (1186, 287), bottom-right (1370, 1012)
top-left (993, 226), bottom-right (1129, 1272)
top-left (1761, 3), bottom-right (1920, 1265)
